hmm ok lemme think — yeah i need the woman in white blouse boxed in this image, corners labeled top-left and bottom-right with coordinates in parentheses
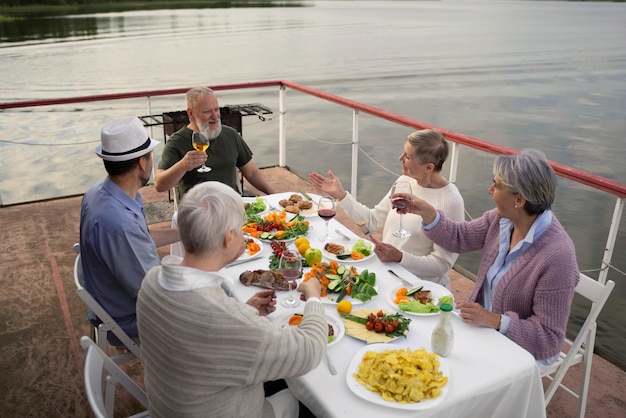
top-left (310, 129), bottom-right (465, 288)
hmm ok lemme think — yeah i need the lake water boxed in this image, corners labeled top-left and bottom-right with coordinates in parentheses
top-left (1, 0), bottom-right (625, 364)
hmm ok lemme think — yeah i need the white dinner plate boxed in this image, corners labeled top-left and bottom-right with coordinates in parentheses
top-left (269, 311), bottom-right (345, 347)
top-left (322, 239), bottom-right (376, 263)
top-left (232, 237), bottom-right (264, 264)
top-left (243, 196), bottom-right (269, 217)
top-left (266, 192), bottom-right (321, 218)
top-left (386, 282), bottom-right (453, 317)
top-left (346, 343), bottom-right (450, 410)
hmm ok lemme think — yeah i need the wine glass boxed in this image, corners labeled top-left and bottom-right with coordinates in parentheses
top-left (390, 180), bottom-right (412, 238)
top-left (318, 196), bottom-right (336, 242)
top-left (192, 131), bottom-right (212, 173)
top-left (280, 249), bottom-right (302, 308)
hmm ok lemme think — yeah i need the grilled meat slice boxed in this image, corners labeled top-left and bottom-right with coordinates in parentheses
top-left (239, 269), bottom-right (290, 291)
top-left (412, 290), bottom-right (432, 304)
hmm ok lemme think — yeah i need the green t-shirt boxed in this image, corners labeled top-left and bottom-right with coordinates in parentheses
top-left (158, 126), bottom-right (253, 199)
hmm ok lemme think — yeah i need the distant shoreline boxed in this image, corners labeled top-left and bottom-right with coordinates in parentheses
top-left (0, 0), bottom-right (305, 18)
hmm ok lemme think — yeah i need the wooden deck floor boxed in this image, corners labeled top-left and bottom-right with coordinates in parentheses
top-left (0, 166), bottom-right (624, 417)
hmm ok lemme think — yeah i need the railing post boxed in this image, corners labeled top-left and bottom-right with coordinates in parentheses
top-left (599, 197), bottom-right (624, 285)
top-left (350, 110), bottom-right (359, 197)
top-left (278, 85), bottom-right (287, 167)
top-left (448, 142), bottom-right (459, 184)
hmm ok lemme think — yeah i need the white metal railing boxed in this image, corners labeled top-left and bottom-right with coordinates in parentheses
top-left (1, 80), bottom-right (624, 286)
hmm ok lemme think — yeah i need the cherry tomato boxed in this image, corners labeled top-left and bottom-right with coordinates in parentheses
top-left (376, 310), bottom-right (384, 318)
top-left (392, 320), bottom-right (399, 329)
top-left (374, 322), bottom-right (384, 333)
top-left (385, 324), bottom-right (394, 334)
top-left (366, 321), bottom-right (374, 331)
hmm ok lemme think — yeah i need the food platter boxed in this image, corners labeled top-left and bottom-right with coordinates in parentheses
top-left (258, 236), bottom-right (297, 244)
top-left (243, 196), bottom-right (269, 217)
top-left (266, 192), bottom-right (321, 218)
top-left (346, 343), bottom-right (450, 410)
top-left (386, 282), bottom-right (453, 317)
top-left (343, 308), bottom-right (406, 344)
top-left (319, 283), bottom-right (378, 306)
top-left (269, 311), bottom-right (345, 347)
top-left (322, 239), bottom-right (376, 263)
top-left (230, 237), bottom-right (264, 265)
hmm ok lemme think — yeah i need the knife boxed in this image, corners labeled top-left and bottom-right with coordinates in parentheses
top-left (299, 189), bottom-right (313, 201)
top-left (335, 229), bottom-right (351, 241)
top-left (387, 269), bottom-right (415, 288)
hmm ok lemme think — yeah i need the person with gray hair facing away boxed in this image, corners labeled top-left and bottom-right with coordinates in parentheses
top-left (390, 149), bottom-right (579, 370)
top-left (137, 181), bottom-right (327, 418)
top-left (310, 129), bottom-right (465, 288)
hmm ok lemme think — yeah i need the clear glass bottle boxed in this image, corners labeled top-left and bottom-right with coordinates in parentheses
top-left (431, 303), bottom-right (454, 357)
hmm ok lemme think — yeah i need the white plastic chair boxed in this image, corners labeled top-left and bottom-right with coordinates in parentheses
top-left (542, 273), bottom-right (615, 418)
top-left (81, 336), bottom-right (150, 418)
top-left (73, 243), bottom-right (141, 362)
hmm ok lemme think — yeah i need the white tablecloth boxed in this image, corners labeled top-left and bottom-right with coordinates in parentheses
top-left (224, 193), bottom-right (546, 418)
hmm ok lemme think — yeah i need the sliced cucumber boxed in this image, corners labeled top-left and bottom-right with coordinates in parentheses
top-left (260, 232), bottom-right (270, 239)
top-left (406, 286), bottom-right (424, 296)
top-left (337, 265), bottom-right (346, 275)
top-left (327, 279), bottom-right (343, 291)
top-left (325, 274), bottom-right (342, 281)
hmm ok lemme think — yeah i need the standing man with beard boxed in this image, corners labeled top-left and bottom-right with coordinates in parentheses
top-left (80, 117), bottom-right (180, 345)
top-left (154, 86), bottom-right (276, 199)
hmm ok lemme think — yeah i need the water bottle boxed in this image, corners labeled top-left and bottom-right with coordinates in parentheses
top-left (431, 303), bottom-right (454, 356)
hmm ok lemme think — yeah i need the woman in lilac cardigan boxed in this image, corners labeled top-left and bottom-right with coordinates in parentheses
top-left (392, 149), bottom-right (579, 366)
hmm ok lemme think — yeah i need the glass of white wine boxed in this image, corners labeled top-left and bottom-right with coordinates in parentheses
top-left (192, 131), bottom-right (212, 173)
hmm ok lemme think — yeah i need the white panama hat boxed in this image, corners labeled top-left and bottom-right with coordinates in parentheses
top-left (95, 116), bottom-right (160, 162)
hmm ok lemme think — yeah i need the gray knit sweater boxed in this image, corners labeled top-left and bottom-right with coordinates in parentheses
top-left (137, 263), bottom-right (327, 418)
top-left (424, 209), bottom-right (579, 360)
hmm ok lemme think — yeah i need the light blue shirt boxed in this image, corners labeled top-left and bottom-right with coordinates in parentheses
top-left (483, 210), bottom-right (553, 334)
top-left (79, 177), bottom-right (160, 341)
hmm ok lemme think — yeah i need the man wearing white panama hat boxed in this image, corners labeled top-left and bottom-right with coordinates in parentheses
top-left (79, 116), bottom-right (180, 345)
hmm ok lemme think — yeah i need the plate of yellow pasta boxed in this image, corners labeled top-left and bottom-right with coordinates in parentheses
top-left (346, 343), bottom-right (450, 410)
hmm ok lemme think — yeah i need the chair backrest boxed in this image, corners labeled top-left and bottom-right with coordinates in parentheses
top-left (543, 273), bottom-right (615, 418)
top-left (81, 336), bottom-right (149, 418)
top-left (73, 243), bottom-right (141, 360)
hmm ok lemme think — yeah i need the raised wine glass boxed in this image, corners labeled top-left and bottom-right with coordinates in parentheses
top-left (318, 196), bottom-right (336, 242)
top-left (280, 249), bottom-right (302, 308)
top-left (390, 180), bottom-right (412, 238)
top-left (192, 131), bottom-right (212, 173)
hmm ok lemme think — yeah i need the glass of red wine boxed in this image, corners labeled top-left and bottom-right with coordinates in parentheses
top-left (279, 249), bottom-right (302, 308)
top-left (318, 196), bottom-right (336, 242)
top-left (390, 180), bottom-right (412, 238)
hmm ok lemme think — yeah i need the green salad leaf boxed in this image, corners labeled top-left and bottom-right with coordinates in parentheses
top-left (352, 239), bottom-right (373, 256)
top-left (245, 197), bottom-right (267, 217)
top-left (398, 301), bottom-right (440, 314)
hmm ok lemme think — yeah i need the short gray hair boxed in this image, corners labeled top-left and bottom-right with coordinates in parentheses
top-left (186, 86), bottom-right (215, 110)
top-left (177, 181), bottom-right (245, 255)
top-left (406, 129), bottom-right (449, 172)
top-left (493, 149), bottom-right (557, 215)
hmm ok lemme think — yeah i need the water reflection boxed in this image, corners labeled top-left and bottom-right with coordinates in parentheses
top-left (0, 0), bottom-right (307, 43)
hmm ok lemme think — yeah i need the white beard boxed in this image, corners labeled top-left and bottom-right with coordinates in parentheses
top-left (198, 119), bottom-right (222, 140)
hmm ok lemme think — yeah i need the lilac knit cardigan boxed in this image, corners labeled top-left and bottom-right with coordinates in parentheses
top-left (424, 209), bottom-right (579, 360)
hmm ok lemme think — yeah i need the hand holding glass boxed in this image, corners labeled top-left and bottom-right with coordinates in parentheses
top-left (192, 131), bottom-right (212, 173)
top-left (390, 180), bottom-right (412, 238)
top-left (318, 196), bottom-right (336, 242)
top-left (280, 249), bottom-right (302, 308)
